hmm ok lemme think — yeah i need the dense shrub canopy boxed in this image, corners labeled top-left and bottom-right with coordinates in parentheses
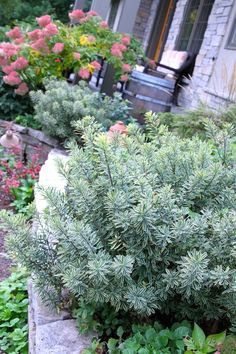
top-left (0, 0), bottom-right (72, 25)
top-left (31, 80), bottom-right (132, 139)
top-left (1, 115), bottom-right (236, 329)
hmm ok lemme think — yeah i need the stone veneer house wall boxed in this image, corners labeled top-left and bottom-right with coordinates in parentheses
top-left (78, 0), bottom-right (236, 110)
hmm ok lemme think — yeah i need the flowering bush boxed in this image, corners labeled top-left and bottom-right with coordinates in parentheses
top-left (0, 146), bottom-right (42, 212)
top-left (0, 11), bottom-right (143, 96)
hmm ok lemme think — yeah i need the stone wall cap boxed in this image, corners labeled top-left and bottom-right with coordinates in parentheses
top-left (28, 128), bottom-right (59, 147)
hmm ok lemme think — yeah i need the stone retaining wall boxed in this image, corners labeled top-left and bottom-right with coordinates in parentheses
top-left (29, 149), bottom-right (93, 354)
top-left (0, 120), bottom-right (59, 162)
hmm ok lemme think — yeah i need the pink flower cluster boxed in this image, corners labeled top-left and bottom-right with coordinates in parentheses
top-left (73, 52), bottom-right (81, 60)
top-left (122, 63), bottom-right (131, 73)
top-left (15, 82), bottom-right (29, 95)
top-left (6, 27), bottom-right (22, 40)
top-left (69, 9), bottom-right (98, 22)
top-left (36, 15), bottom-right (51, 27)
top-left (0, 43), bottom-right (29, 93)
top-left (6, 26), bottom-right (24, 45)
top-left (0, 15), bottom-right (61, 95)
top-left (100, 21), bottom-right (108, 29)
top-left (120, 74), bottom-right (129, 82)
top-left (121, 36), bottom-right (131, 46)
top-left (29, 24), bottom-right (59, 53)
top-left (52, 42), bottom-right (64, 53)
top-left (28, 16), bottom-right (59, 54)
top-left (0, 42), bottom-right (20, 58)
top-left (111, 39), bottom-right (130, 59)
top-left (79, 67), bottom-right (90, 79)
top-left (3, 71), bottom-right (21, 86)
top-left (110, 35), bottom-right (131, 59)
top-left (90, 60), bottom-right (101, 71)
top-left (69, 9), bottom-right (85, 20)
top-left (12, 57), bottom-right (29, 70)
top-left (87, 35), bottom-right (96, 44)
top-left (2, 57), bottom-right (28, 87)
top-left (31, 38), bottom-right (49, 54)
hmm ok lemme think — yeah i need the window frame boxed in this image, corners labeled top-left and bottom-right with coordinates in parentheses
top-left (107, 0), bottom-right (124, 31)
top-left (226, 16), bottom-right (236, 50)
top-left (176, 0), bottom-right (215, 54)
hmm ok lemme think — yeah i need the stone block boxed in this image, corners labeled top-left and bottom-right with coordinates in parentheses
top-left (205, 48), bottom-right (218, 59)
top-left (216, 7), bottom-right (224, 14)
top-left (36, 320), bottom-right (93, 354)
top-left (218, 0), bottom-right (233, 6)
top-left (216, 16), bottom-right (228, 24)
top-left (28, 128), bottom-right (59, 147)
top-left (200, 65), bottom-right (213, 76)
top-left (211, 35), bottom-right (223, 47)
top-left (223, 6), bottom-right (231, 16)
top-left (206, 23), bottom-right (217, 31)
top-left (28, 281), bottom-right (70, 327)
top-left (217, 23), bottom-right (226, 36)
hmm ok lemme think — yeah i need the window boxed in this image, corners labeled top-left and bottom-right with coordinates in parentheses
top-left (108, 0), bottom-right (121, 29)
top-left (226, 16), bottom-right (236, 50)
top-left (83, 0), bottom-right (93, 12)
top-left (176, 0), bottom-right (215, 54)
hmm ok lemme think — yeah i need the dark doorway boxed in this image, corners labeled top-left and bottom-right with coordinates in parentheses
top-left (146, 0), bottom-right (177, 61)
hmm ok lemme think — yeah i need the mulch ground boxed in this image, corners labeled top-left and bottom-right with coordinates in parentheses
top-left (0, 200), bottom-right (13, 281)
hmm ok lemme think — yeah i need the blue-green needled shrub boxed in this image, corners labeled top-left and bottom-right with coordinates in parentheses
top-left (1, 114), bottom-right (236, 330)
top-left (30, 79), bottom-right (133, 140)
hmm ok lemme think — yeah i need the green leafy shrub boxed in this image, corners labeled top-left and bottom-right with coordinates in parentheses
top-left (1, 116), bottom-right (236, 329)
top-left (14, 114), bottom-right (42, 130)
top-left (83, 322), bottom-right (227, 354)
top-left (150, 104), bottom-right (236, 139)
top-left (184, 323), bottom-right (225, 354)
top-left (30, 80), bottom-right (133, 140)
top-left (0, 268), bottom-right (28, 354)
top-left (74, 300), bottom-right (133, 337)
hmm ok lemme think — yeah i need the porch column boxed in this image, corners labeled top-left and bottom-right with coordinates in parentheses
top-left (116, 0), bottom-right (141, 34)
